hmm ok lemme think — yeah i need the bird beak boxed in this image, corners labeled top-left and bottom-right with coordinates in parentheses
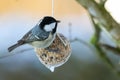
top-left (56, 20), bottom-right (60, 23)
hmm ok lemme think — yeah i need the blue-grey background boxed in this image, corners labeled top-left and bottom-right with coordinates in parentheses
top-left (0, 0), bottom-right (120, 80)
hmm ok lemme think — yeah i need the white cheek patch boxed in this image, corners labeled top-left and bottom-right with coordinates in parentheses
top-left (44, 23), bottom-right (56, 31)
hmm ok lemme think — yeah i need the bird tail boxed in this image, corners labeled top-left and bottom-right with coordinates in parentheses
top-left (8, 41), bottom-right (25, 52)
top-left (8, 43), bottom-right (21, 52)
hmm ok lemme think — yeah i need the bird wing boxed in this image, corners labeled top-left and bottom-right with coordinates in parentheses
top-left (18, 27), bottom-right (49, 43)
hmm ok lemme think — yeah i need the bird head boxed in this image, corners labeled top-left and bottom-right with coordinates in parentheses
top-left (39, 16), bottom-right (60, 34)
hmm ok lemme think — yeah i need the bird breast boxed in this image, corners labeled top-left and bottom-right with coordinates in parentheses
top-left (30, 33), bottom-right (55, 48)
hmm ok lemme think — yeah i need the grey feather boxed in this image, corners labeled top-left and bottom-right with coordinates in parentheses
top-left (21, 25), bottom-right (49, 43)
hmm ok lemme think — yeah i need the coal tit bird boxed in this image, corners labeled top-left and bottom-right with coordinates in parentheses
top-left (8, 16), bottom-right (60, 52)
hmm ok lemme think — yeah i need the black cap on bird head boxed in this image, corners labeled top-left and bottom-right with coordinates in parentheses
top-left (40, 16), bottom-right (60, 26)
top-left (40, 16), bottom-right (60, 33)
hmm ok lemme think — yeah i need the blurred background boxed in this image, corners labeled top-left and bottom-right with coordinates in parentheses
top-left (0, 0), bottom-right (120, 80)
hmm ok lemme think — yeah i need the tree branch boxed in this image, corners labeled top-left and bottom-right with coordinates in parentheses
top-left (88, 12), bottom-right (115, 71)
top-left (76, 0), bottom-right (120, 76)
top-left (76, 0), bottom-right (120, 43)
top-left (100, 0), bottom-right (107, 6)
